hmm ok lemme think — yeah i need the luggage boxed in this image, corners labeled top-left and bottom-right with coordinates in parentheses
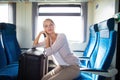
top-left (18, 48), bottom-right (48, 80)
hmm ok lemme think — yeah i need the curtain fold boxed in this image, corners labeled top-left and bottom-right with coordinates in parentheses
top-left (8, 3), bottom-right (16, 24)
top-left (81, 2), bottom-right (88, 42)
top-left (32, 2), bottom-right (39, 40)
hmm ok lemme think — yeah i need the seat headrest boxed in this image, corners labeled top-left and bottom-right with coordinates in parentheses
top-left (89, 24), bottom-right (98, 32)
top-left (100, 29), bottom-right (109, 38)
top-left (0, 23), bottom-right (16, 30)
top-left (98, 18), bottom-right (115, 38)
top-left (0, 23), bottom-right (16, 34)
top-left (94, 24), bottom-right (99, 32)
top-left (0, 23), bottom-right (3, 31)
top-left (98, 18), bottom-right (115, 31)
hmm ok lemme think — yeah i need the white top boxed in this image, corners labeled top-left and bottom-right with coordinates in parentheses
top-left (36, 33), bottom-right (79, 66)
top-left (52, 52), bottom-right (69, 66)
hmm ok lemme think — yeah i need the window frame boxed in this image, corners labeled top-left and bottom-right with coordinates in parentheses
top-left (0, 3), bottom-right (16, 24)
top-left (38, 4), bottom-right (81, 16)
top-left (37, 4), bottom-right (86, 43)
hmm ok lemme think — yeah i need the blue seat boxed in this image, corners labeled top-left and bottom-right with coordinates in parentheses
top-left (74, 24), bottom-right (99, 67)
top-left (74, 18), bottom-right (117, 80)
top-left (0, 32), bottom-right (7, 69)
top-left (0, 23), bottom-right (21, 64)
top-left (0, 64), bottom-right (18, 80)
top-left (0, 23), bottom-right (21, 80)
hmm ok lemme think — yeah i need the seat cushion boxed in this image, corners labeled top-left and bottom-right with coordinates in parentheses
top-left (74, 72), bottom-right (92, 80)
top-left (1, 23), bottom-right (21, 64)
top-left (0, 64), bottom-right (18, 80)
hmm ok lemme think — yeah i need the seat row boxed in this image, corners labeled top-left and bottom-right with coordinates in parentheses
top-left (73, 18), bottom-right (118, 80)
top-left (0, 23), bottom-right (21, 80)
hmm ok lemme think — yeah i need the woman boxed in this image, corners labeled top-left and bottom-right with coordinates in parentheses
top-left (33, 18), bottom-right (80, 80)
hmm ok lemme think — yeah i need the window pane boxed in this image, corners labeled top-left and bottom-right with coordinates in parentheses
top-left (37, 5), bottom-right (84, 43)
top-left (37, 16), bottom-right (84, 43)
top-left (0, 4), bottom-right (9, 23)
top-left (39, 7), bottom-right (81, 13)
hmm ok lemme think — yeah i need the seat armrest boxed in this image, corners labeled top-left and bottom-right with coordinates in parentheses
top-left (80, 68), bottom-right (118, 77)
top-left (79, 57), bottom-right (90, 61)
top-left (73, 50), bottom-right (84, 57)
top-left (73, 50), bottom-right (84, 52)
top-left (21, 48), bottom-right (29, 50)
top-left (20, 48), bottom-right (29, 53)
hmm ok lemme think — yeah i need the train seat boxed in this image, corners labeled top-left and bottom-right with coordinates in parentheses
top-left (0, 23), bottom-right (21, 80)
top-left (73, 24), bottom-right (99, 68)
top-left (74, 18), bottom-right (117, 80)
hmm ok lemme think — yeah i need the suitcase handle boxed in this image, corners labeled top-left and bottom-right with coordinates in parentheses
top-left (31, 47), bottom-right (36, 50)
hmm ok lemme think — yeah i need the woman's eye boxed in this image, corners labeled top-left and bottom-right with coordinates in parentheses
top-left (50, 24), bottom-right (53, 26)
top-left (50, 24), bottom-right (54, 27)
top-left (44, 25), bottom-right (48, 28)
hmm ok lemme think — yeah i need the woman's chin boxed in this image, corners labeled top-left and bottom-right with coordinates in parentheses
top-left (47, 32), bottom-right (54, 34)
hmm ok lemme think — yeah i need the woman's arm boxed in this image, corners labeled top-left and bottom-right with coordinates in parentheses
top-left (33, 31), bottom-right (50, 48)
top-left (33, 32), bottom-right (42, 46)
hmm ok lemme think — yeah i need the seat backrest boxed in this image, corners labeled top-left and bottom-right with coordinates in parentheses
top-left (81, 24), bottom-right (99, 67)
top-left (0, 23), bottom-right (21, 64)
top-left (93, 18), bottom-right (116, 80)
top-left (0, 28), bottom-right (7, 68)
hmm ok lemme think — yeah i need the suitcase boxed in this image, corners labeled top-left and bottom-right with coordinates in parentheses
top-left (18, 48), bottom-right (48, 80)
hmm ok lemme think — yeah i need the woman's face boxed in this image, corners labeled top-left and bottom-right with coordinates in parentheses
top-left (43, 20), bottom-right (55, 34)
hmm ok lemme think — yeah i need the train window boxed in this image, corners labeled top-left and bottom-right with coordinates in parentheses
top-left (37, 5), bottom-right (85, 43)
top-left (0, 4), bottom-right (9, 23)
top-left (0, 3), bottom-right (15, 23)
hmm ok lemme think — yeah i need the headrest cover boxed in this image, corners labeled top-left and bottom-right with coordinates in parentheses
top-left (100, 29), bottom-right (109, 38)
top-left (0, 23), bottom-right (16, 34)
top-left (98, 18), bottom-right (115, 31)
top-left (89, 24), bottom-right (98, 32)
top-left (0, 23), bottom-right (16, 31)
top-left (89, 25), bottom-right (95, 37)
top-left (89, 25), bottom-right (95, 32)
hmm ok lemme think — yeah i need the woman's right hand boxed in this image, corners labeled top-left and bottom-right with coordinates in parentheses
top-left (39, 31), bottom-right (47, 37)
top-left (33, 31), bottom-right (50, 48)
top-left (33, 31), bottom-right (45, 46)
top-left (39, 31), bottom-right (51, 48)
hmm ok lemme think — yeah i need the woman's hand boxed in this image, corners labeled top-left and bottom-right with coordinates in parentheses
top-left (33, 31), bottom-right (50, 48)
top-left (39, 31), bottom-right (48, 37)
top-left (33, 31), bottom-right (46, 46)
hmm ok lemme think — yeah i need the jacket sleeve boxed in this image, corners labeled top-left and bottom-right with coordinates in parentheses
top-left (45, 34), bottom-right (66, 56)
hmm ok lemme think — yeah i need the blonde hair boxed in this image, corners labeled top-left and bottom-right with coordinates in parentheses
top-left (43, 18), bottom-right (55, 27)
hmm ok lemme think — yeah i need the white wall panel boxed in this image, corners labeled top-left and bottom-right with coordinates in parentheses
top-left (16, 2), bottom-right (33, 48)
